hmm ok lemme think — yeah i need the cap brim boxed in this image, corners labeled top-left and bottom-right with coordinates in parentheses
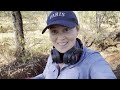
top-left (42, 20), bottom-right (77, 34)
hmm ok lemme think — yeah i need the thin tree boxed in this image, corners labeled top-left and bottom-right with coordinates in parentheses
top-left (11, 11), bottom-right (25, 62)
top-left (96, 11), bottom-right (106, 33)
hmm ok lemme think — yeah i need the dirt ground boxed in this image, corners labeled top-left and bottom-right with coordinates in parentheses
top-left (0, 54), bottom-right (48, 79)
top-left (0, 51), bottom-right (120, 79)
top-left (107, 54), bottom-right (120, 79)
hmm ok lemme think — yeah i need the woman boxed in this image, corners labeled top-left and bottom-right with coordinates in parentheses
top-left (33, 11), bottom-right (116, 79)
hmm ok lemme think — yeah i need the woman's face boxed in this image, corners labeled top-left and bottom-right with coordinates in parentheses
top-left (49, 25), bottom-right (78, 53)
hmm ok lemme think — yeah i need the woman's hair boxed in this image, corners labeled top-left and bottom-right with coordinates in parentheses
top-left (76, 25), bottom-right (80, 31)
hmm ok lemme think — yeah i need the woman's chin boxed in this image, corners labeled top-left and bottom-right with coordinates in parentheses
top-left (57, 49), bottom-right (68, 53)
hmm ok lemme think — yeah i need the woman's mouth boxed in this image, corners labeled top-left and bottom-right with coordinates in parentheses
top-left (57, 42), bottom-right (68, 46)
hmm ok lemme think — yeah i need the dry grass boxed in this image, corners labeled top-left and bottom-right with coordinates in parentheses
top-left (0, 29), bottom-right (51, 79)
top-left (0, 11), bottom-right (68, 61)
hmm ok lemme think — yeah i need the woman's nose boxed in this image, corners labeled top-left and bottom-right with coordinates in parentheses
top-left (57, 33), bottom-right (66, 40)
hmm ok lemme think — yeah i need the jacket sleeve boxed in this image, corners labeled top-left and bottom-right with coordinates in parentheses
top-left (89, 54), bottom-right (117, 79)
top-left (32, 73), bottom-right (45, 79)
top-left (32, 55), bottom-right (52, 79)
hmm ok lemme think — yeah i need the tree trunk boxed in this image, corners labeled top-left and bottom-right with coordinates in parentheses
top-left (11, 11), bottom-right (25, 62)
top-left (96, 11), bottom-right (101, 32)
top-left (96, 11), bottom-right (107, 33)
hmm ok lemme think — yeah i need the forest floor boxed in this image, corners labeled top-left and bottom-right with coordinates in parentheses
top-left (0, 46), bottom-right (119, 79)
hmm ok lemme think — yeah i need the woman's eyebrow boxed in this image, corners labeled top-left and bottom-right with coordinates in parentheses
top-left (49, 26), bottom-right (58, 29)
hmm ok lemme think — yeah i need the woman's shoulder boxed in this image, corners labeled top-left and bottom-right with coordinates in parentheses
top-left (82, 46), bottom-right (105, 64)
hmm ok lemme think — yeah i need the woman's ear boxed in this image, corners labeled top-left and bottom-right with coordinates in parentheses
top-left (76, 25), bottom-right (80, 31)
top-left (76, 25), bottom-right (80, 36)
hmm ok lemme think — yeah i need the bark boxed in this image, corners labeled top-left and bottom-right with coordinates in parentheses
top-left (11, 11), bottom-right (25, 62)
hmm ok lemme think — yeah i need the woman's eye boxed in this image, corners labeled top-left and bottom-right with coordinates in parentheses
top-left (51, 30), bottom-right (57, 34)
top-left (64, 28), bottom-right (70, 32)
